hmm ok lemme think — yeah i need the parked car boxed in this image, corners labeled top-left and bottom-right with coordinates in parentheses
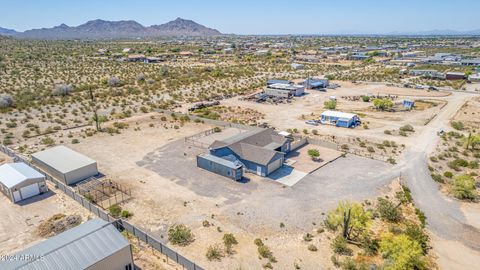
top-left (305, 120), bottom-right (319, 126)
top-left (428, 86), bottom-right (438, 91)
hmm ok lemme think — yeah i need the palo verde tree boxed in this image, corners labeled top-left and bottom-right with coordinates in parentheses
top-left (325, 201), bottom-right (372, 241)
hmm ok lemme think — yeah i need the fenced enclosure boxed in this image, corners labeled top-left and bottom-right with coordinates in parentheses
top-left (76, 177), bottom-right (132, 209)
top-left (0, 144), bottom-right (204, 270)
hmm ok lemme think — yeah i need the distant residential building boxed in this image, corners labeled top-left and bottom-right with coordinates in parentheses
top-left (445, 72), bottom-right (465, 80)
top-left (122, 48), bottom-right (132, 53)
top-left (304, 78), bottom-right (329, 89)
top-left (0, 219), bottom-right (134, 270)
top-left (320, 111), bottom-right (361, 128)
top-left (267, 79), bottom-right (292, 86)
top-left (127, 54), bottom-right (146, 62)
top-left (223, 48), bottom-right (234, 54)
top-left (468, 73), bottom-right (480, 82)
top-left (461, 59), bottom-right (480, 66)
top-left (291, 63), bottom-right (304, 70)
top-left (265, 83), bottom-right (305, 98)
top-left (409, 69), bottom-right (445, 79)
top-left (403, 99), bottom-right (415, 110)
top-left (255, 49), bottom-right (270, 56)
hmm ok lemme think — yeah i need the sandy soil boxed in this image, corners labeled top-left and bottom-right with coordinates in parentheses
top-left (0, 182), bottom-right (92, 255)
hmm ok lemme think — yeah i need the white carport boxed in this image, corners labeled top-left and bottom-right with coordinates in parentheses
top-left (0, 162), bottom-right (47, 203)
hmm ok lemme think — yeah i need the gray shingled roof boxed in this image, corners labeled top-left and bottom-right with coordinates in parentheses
top-left (209, 128), bottom-right (287, 166)
top-left (1, 219), bottom-right (130, 270)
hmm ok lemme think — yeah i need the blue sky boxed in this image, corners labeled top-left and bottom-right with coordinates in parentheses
top-left (1, 0), bottom-right (479, 34)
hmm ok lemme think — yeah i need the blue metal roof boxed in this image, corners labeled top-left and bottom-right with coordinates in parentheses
top-left (1, 219), bottom-right (130, 270)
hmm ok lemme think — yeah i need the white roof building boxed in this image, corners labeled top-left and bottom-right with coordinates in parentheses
top-left (0, 163), bottom-right (47, 203)
top-left (31, 146), bottom-right (98, 185)
top-left (321, 110), bottom-right (357, 119)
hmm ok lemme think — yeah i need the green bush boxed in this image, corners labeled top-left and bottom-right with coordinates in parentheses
top-left (377, 198), bottom-right (401, 222)
top-left (452, 174), bottom-right (477, 200)
top-left (373, 98), bottom-right (393, 111)
top-left (324, 100), bottom-right (337, 110)
top-left (258, 245), bottom-right (272, 258)
top-left (360, 234), bottom-right (379, 256)
top-left (451, 121), bottom-right (464, 130)
top-left (400, 124), bottom-right (415, 132)
top-left (168, 224), bottom-right (194, 246)
top-left (109, 204), bottom-right (122, 217)
top-left (121, 210), bottom-right (132, 218)
top-left (223, 233), bottom-right (238, 254)
top-left (405, 223), bottom-right (429, 254)
top-left (331, 236), bottom-right (352, 255)
top-left (206, 244), bottom-right (224, 261)
top-left (443, 171), bottom-right (453, 178)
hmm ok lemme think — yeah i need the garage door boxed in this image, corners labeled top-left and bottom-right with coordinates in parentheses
top-left (20, 184), bottom-right (40, 200)
top-left (267, 158), bottom-right (282, 174)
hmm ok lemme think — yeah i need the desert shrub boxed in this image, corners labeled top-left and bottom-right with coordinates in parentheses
top-left (168, 224), bottom-right (194, 246)
top-left (254, 238), bottom-right (264, 246)
top-left (324, 99), bottom-right (337, 109)
top-left (377, 198), bottom-right (401, 222)
top-left (373, 98), bottom-right (393, 110)
top-left (451, 121), bottom-right (464, 130)
top-left (404, 223), bottom-right (429, 253)
top-left (258, 245), bottom-right (272, 258)
top-left (360, 234), bottom-right (379, 256)
top-left (362, 95), bottom-right (370, 102)
top-left (303, 233), bottom-right (313, 242)
top-left (415, 208), bottom-right (427, 228)
top-left (213, 126), bottom-right (222, 133)
top-left (331, 236), bottom-right (352, 255)
top-left (400, 124), bottom-right (415, 132)
top-left (452, 174), bottom-right (477, 200)
top-left (0, 95), bottom-right (14, 108)
top-left (109, 204), bottom-right (122, 217)
top-left (223, 233), bottom-right (238, 254)
top-left (206, 244), bottom-right (224, 261)
top-left (307, 244), bottom-right (318, 251)
top-left (431, 173), bottom-right (444, 183)
top-left (384, 129), bottom-right (392, 135)
top-left (380, 233), bottom-right (426, 270)
top-left (121, 210), bottom-right (133, 218)
top-left (52, 84), bottom-right (73, 96)
top-left (443, 171), bottom-right (453, 178)
top-left (108, 76), bottom-right (122, 87)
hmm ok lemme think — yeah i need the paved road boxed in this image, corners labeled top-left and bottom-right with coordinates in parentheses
top-left (391, 91), bottom-right (480, 251)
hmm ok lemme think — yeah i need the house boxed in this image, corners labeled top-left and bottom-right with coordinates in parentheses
top-left (122, 48), bottom-right (132, 53)
top-left (267, 79), bottom-right (292, 86)
top-left (0, 163), bottom-right (48, 203)
top-left (445, 72), bottom-right (465, 80)
top-left (197, 154), bottom-right (243, 181)
top-left (127, 54), bottom-right (146, 62)
top-left (403, 99), bottom-right (415, 110)
top-left (0, 219), bottom-right (134, 270)
top-left (265, 83), bottom-right (305, 98)
top-left (255, 49), bottom-right (270, 56)
top-left (320, 111), bottom-right (361, 128)
top-left (291, 63), bottom-right (304, 70)
top-left (31, 146), bottom-right (98, 186)
top-left (208, 128), bottom-right (291, 176)
top-left (144, 57), bottom-right (163, 63)
top-left (461, 59), bottom-right (480, 66)
top-left (409, 70), bottom-right (445, 79)
top-left (304, 78), bottom-right (329, 89)
top-left (468, 73), bottom-right (480, 82)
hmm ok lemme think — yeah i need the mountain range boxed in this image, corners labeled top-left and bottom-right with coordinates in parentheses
top-left (1, 18), bottom-right (221, 39)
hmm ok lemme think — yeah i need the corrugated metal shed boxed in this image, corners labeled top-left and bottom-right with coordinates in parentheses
top-left (1, 219), bottom-right (130, 270)
top-left (199, 154), bottom-right (242, 169)
top-left (321, 110), bottom-right (357, 119)
top-left (0, 163), bottom-right (44, 188)
top-left (31, 146), bottom-right (96, 174)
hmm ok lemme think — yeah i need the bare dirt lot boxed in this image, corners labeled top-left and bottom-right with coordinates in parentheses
top-left (219, 82), bottom-right (451, 144)
top-left (0, 182), bottom-right (92, 255)
top-left (65, 116), bottom-right (394, 269)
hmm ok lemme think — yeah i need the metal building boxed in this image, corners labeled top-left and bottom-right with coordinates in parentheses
top-left (0, 162), bottom-right (48, 203)
top-left (0, 219), bottom-right (134, 270)
top-left (320, 110), bottom-right (361, 128)
top-left (31, 146), bottom-right (98, 185)
top-left (197, 154), bottom-right (243, 181)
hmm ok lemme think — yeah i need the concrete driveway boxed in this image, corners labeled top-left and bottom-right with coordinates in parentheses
top-left (267, 166), bottom-right (307, 186)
